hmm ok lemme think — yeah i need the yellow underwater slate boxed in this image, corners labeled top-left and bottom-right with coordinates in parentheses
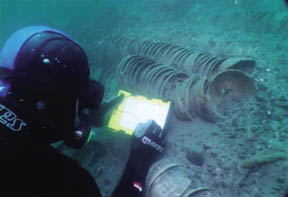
top-left (107, 90), bottom-right (171, 135)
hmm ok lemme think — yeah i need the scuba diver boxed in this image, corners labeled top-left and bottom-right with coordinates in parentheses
top-left (0, 26), bottom-right (165, 197)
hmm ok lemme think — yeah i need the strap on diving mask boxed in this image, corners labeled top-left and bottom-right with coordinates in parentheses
top-left (64, 79), bottom-right (104, 149)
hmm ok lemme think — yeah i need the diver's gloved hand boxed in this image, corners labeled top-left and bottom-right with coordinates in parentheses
top-left (111, 120), bottom-right (166, 196)
top-left (130, 120), bottom-right (165, 167)
top-left (79, 95), bottom-right (124, 127)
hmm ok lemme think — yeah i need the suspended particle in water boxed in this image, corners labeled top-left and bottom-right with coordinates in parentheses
top-left (36, 101), bottom-right (46, 110)
top-left (54, 57), bottom-right (60, 63)
top-left (43, 58), bottom-right (50, 64)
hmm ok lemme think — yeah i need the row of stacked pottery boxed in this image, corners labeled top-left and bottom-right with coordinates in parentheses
top-left (98, 36), bottom-right (256, 77)
top-left (118, 55), bottom-right (189, 100)
top-left (129, 39), bottom-right (256, 77)
top-left (118, 55), bottom-right (256, 122)
top-left (98, 36), bottom-right (140, 64)
top-left (246, 11), bottom-right (288, 33)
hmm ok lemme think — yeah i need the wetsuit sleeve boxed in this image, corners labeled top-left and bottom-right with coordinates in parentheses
top-left (111, 155), bottom-right (149, 197)
top-left (111, 120), bottom-right (165, 197)
top-left (0, 138), bottom-right (102, 197)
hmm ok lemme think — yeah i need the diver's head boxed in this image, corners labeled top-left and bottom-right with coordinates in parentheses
top-left (0, 26), bottom-right (103, 148)
top-left (0, 26), bottom-right (90, 91)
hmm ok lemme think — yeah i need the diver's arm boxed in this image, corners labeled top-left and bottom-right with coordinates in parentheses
top-left (111, 120), bottom-right (165, 197)
top-left (111, 155), bottom-right (149, 197)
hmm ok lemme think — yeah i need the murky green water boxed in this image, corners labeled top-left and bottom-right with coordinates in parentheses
top-left (1, 0), bottom-right (288, 196)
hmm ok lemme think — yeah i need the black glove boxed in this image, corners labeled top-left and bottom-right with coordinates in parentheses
top-left (112, 120), bottom-right (166, 197)
top-left (129, 119), bottom-right (165, 167)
